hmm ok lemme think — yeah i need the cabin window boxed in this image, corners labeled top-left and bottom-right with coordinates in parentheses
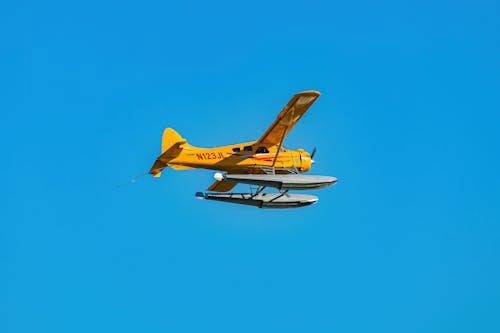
top-left (232, 147), bottom-right (241, 153)
top-left (244, 146), bottom-right (253, 152)
top-left (255, 147), bottom-right (269, 154)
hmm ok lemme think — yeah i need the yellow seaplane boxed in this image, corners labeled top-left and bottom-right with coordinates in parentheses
top-left (149, 90), bottom-right (337, 208)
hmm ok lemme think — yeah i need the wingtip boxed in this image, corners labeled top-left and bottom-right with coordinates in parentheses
top-left (297, 90), bottom-right (320, 96)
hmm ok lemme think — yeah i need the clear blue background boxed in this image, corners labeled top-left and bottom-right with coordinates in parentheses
top-left (2, 0), bottom-right (500, 332)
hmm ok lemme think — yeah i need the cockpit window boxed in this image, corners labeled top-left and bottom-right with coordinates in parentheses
top-left (255, 147), bottom-right (269, 154)
top-left (232, 147), bottom-right (241, 153)
top-left (244, 146), bottom-right (253, 152)
top-left (279, 146), bottom-right (288, 152)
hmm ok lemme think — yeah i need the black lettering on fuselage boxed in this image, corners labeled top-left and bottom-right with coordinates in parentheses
top-left (196, 152), bottom-right (225, 160)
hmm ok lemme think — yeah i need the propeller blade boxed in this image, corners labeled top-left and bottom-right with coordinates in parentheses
top-left (311, 147), bottom-right (317, 159)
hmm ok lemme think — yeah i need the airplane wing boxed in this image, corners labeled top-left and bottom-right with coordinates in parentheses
top-left (256, 90), bottom-right (320, 146)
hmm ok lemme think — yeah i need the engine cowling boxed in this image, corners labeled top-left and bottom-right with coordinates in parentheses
top-left (299, 151), bottom-right (312, 172)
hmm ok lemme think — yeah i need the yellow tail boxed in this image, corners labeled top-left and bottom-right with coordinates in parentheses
top-left (161, 128), bottom-right (186, 154)
top-left (149, 128), bottom-right (188, 177)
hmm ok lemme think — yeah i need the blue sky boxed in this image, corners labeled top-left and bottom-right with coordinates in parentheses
top-left (2, 0), bottom-right (500, 332)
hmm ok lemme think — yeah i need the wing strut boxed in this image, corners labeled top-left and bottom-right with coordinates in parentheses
top-left (271, 126), bottom-right (288, 168)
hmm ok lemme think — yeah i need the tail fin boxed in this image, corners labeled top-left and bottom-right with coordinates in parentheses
top-left (161, 128), bottom-right (186, 154)
top-left (149, 128), bottom-right (187, 177)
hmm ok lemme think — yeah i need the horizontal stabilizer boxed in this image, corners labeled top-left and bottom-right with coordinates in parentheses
top-left (207, 179), bottom-right (237, 192)
top-left (149, 142), bottom-right (185, 176)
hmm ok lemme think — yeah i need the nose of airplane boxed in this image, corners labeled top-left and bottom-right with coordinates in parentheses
top-left (300, 151), bottom-right (313, 172)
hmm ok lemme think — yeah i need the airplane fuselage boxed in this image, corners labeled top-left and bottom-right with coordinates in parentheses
top-left (167, 141), bottom-right (313, 174)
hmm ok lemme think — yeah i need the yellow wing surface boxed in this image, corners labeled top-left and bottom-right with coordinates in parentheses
top-left (256, 90), bottom-right (320, 147)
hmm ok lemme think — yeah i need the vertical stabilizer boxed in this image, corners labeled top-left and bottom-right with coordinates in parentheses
top-left (161, 128), bottom-right (186, 153)
top-left (149, 128), bottom-right (187, 177)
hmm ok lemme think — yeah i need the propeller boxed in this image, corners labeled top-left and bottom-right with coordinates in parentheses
top-left (310, 147), bottom-right (317, 164)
